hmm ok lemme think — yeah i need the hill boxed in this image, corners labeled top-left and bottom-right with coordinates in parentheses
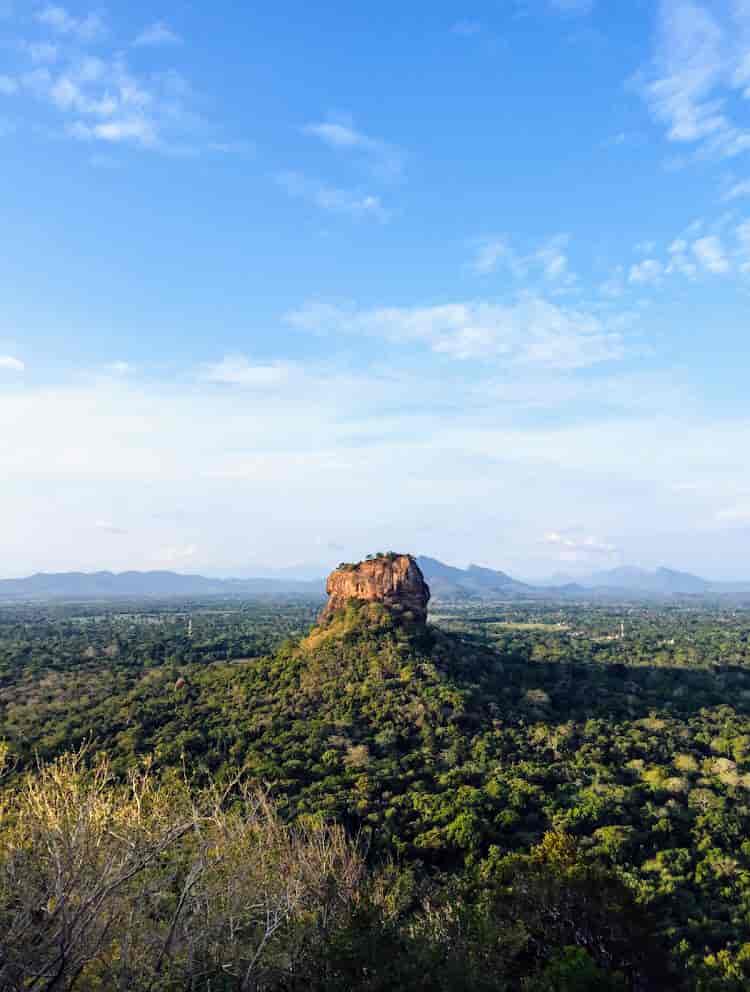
top-left (9, 550), bottom-right (750, 985)
top-left (584, 565), bottom-right (711, 595)
top-left (417, 556), bottom-right (533, 599)
top-left (4, 555), bottom-right (750, 985)
top-left (1, 591), bottom-right (686, 989)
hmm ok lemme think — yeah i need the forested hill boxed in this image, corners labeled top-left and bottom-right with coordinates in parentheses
top-left (0, 598), bottom-right (684, 990)
top-left (8, 595), bottom-right (750, 986)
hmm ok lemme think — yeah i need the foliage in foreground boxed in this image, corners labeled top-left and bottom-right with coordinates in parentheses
top-left (4, 598), bottom-right (750, 987)
top-left (0, 749), bottom-right (675, 991)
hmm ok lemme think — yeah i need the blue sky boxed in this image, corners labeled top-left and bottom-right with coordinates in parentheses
top-left (2, 0), bottom-right (750, 579)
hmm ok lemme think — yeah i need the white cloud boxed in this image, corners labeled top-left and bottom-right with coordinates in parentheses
top-left (471, 234), bottom-right (573, 281)
top-left (70, 117), bottom-right (158, 145)
top-left (667, 252), bottom-right (698, 277)
top-left (629, 258), bottom-right (664, 284)
top-left (3, 363), bottom-right (750, 576)
top-left (6, 19), bottom-right (201, 152)
top-left (692, 233), bottom-right (730, 272)
top-left (304, 122), bottom-right (365, 149)
top-left (723, 179), bottom-right (750, 201)
top-left (134, 22), bottom-right (182, 47)
top-left (276, 170), bottom-right (388, 220)
top-left (663, 236), bottom-right (698, 275)
top-left (535, 235), bottom-right (572, 281)
top-left (641, 1), bottom-right (750, 158)
top-left (303, 117), bottom-right (403, 181)
top-left (622, 225), bottom-right (748, 284)
top-left (0, 355), bottom-right (24, 371)
top-left (36, 5), bottom-right (106, 42)
top-left (17, 55), bottom-right (196, 149)
top-left (543, 530), bottom-right (618, 555)
top-left (204, 356), bottom-right (292, 387)
top-left (472, 238), bottom-right (511, 275)
top-left (287, 296), bottom-right (625, 368)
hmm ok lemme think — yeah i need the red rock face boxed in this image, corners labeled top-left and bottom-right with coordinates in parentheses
top-left (320, 554), bottom-right (430, 623)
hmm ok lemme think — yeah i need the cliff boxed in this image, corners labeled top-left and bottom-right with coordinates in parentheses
top-left (320, 554), bottom-right (430, 624)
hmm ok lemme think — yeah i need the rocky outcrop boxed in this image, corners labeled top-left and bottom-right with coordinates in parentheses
top-left (320, 554), bottom-right (430, 624)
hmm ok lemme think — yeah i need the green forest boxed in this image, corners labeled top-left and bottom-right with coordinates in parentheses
top-left (2, 594), bottom-right (750, 989)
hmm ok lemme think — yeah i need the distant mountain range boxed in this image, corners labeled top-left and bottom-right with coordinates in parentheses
top-left (416, 559), bottom-right (750, 600)
top-left (0, 559), bottom-right (748, 602)
top-left (540, 565), bottom-right (712, 595)
top-left (0, 571), bottom-right (325, 602)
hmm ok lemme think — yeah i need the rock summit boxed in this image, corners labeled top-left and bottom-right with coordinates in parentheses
top-left (320, 553), bottom-right (430, 624)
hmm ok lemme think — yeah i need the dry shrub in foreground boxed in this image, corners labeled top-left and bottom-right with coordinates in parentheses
top-left (0, 749), bottom-right (364, 991)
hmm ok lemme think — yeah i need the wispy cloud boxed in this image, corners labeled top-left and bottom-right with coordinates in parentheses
top-left (203, 355), bottom-right (293, 387)
top-left (620, 220), bottom-right (750, 288)
top-left (665, 238), bottom-right (698, 276)
top-left (134, 22), bottom-right (182, 47)
top-left (303, 116), bottom-right (403, 181)
top-left (36, 5), bottom-right (106, 42)
top-left (471, 237), bottom-right (513, 275)
top-left (543, 530), bottom-right (617, 555)
top-left (722, 179), bottom-right (750, 201)
top-left (17, 57), bottom-right (197, 149)
top-left (535, 235), bottom-right (574, 282)
top-left (629, 258), bottom-right (664, 285)
top-left (471, 234), bottom-right (574, 282)
top-left (1, 12), bottom-right (204, 152)
top-left (639, 1), bottom-right (750, 159)
top-left (692, 233), bottom-right (730, 272)
top-left (287, 296), bottom-right (625, 368)
top-left (276, 170), bottom-right (388, 220)
top-left (0, 355), bottom-right (24, 371)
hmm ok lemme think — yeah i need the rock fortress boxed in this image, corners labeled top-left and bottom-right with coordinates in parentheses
top-left (319, 553), bottom-right (430, 624)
